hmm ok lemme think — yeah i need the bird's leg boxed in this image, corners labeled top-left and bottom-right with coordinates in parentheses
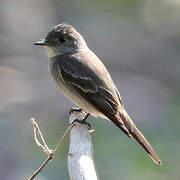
top-left (70, 108), bottom-right (91, 129)
top-left (83, 113), bottom-right (90, 122)
top-left (69, 107), bottom-right (83, 115)
top-left (81, 113), bottom-right (91, 129)
top-left (71, 113), bottom-right (91, 130)
top-left (71, 118), bottom-right (91, 130)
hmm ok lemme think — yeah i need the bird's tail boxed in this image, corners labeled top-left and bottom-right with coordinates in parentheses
top-left (111, 108), bottom-right (162, 165)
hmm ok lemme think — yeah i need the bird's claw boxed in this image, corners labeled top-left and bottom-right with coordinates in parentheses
top-left (69, 107), bottom-right (83, 115)
top-left (69, 108), bottom-right (91, 129)
top-left (70, 118), bottom-right (91, 130)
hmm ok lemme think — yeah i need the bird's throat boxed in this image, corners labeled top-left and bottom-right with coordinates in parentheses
top-left (44, 46), bottom-right (57, 58)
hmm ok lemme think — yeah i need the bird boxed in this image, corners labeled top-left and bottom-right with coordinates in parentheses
top-left (34, 23), bottom-right (162, 165)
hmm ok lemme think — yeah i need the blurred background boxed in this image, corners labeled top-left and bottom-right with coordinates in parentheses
top-left (0, 0), bottom-right (180, 179)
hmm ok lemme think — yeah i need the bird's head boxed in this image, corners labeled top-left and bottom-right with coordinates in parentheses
top-left (34, 23), bottom-right (87, 58)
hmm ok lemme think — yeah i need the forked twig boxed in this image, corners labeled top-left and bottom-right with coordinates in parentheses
top-left (31, 118), bottom-right (52, 155)
top-left (28, 117), bottom-right (75, 180)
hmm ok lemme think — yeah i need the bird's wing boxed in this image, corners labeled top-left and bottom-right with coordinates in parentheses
top-left (114, 86), bottom-right (124, 106)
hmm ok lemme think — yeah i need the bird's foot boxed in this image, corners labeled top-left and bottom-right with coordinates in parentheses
top-left (70, 109), bottom-right (91, 129)
top-left (69, 107), bottom-right (83, 115)
top-left (71, 118), bottom-right (91, 130)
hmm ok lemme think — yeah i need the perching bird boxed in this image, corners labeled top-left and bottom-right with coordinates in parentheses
top-left (34, 23), bottom-right (162, 165)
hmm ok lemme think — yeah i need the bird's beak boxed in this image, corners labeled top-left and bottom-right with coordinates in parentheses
top-left (33, 39), bottom-right (48, 46)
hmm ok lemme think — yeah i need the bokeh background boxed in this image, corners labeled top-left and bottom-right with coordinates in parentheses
top-left (0, 0), bottom-right (180, 179)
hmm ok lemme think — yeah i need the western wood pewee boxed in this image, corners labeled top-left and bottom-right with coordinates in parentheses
top-left (34, 23), bottom-right (162, 165)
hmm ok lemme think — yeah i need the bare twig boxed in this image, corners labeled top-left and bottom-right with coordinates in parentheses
top-left (28, 117), bottom-right (75, 180)
top-left (28, 155), bottom-right (53, 180)
top-left (31, 118), bottom-right (52, 155)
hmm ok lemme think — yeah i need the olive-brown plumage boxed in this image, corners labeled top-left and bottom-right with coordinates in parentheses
top-left (34, 23), bottom-right (162, 165)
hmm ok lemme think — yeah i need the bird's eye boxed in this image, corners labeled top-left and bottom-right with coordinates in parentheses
top-left (58, 36), bottom-right (66, 43)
